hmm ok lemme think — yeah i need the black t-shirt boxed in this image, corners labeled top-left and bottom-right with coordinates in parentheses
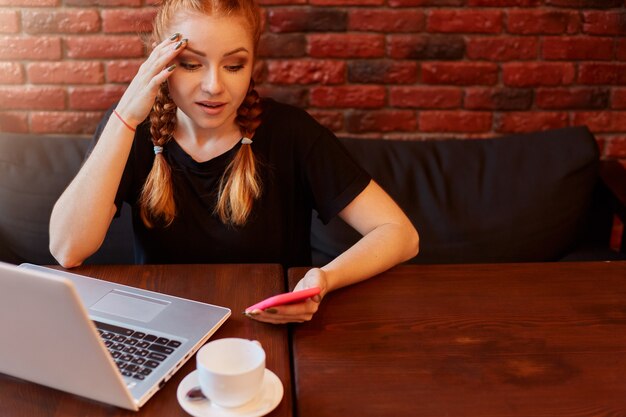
top-left (91, 99), bottom-right (370, 267)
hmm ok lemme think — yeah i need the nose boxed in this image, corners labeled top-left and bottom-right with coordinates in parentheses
top-left (201, 66), bottom-right (224, 96)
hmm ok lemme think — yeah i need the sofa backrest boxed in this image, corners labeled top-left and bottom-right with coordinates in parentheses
top-left (0, 132), bottom-right (134, 265)
top-left (311, 126), bottom-right (601, 265)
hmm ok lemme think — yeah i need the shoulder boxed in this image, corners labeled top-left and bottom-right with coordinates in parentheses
top-left (260, 98), bottom-right (329, 137)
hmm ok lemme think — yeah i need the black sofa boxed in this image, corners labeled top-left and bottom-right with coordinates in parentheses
top-left (0, 134), bottom-right (134, 265)
top-left (0, 126), bottom-right (624, 266)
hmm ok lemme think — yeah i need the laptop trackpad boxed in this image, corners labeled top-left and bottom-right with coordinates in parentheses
top-left (91, 290), bottom-right (170, 323)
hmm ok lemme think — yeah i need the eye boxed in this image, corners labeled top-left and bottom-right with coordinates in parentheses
top-left (225, 64), bottom-right (244, 73)
top-left (179, 62), bottom-right (201, 71)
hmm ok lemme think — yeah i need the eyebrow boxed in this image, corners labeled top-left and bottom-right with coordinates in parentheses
top-left (183, 46), bottom-right (250, 58)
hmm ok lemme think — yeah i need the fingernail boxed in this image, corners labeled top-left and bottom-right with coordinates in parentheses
top-left (167, 64), bottom-right (176, 72)
top-left (243, 310), bottom-right (258, 316)
top-left (264, 308), bottom-right (278, 314)
top-left (169, 32), bottom-right (180, 41)
top-left (182, 38), bottom-right (188, 43)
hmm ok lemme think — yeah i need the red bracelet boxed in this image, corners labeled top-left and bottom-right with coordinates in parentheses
top-left (113, 110), bottom-right (136, 133)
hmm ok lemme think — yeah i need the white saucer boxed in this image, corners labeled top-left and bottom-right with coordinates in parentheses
top-left (176, 369), bottom-right (283, 417)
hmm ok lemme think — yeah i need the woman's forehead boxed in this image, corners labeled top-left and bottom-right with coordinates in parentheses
top-left (168, 12), bottom-right (253, 55)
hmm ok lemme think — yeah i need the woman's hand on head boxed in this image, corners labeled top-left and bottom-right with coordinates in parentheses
top-left (246, 268), bottom-right (329, 324)
top-left (114, 33), bottom-right (187, 128)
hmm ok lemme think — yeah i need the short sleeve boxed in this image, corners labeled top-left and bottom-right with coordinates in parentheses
top-left (303, 128), bottom-right (371, 224)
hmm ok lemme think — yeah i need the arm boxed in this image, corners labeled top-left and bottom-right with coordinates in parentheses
top-left (318, 180), bottom-right (419, 290)
top-left (49, 35), bottom-right (188, 268)
top-left (249, 180), bottom-right (418, 324)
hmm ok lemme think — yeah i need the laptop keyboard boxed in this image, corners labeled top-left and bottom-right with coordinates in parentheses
top-left (94, 320), bottom-right (182, 382)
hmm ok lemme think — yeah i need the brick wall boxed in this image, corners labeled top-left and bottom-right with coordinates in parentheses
top-left (0, 0), bottom-right (625, 161)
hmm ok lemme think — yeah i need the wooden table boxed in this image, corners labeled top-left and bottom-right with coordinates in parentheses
top-left (289, 261), bottom-right (626, 417)
top-left (0, 264), bottom-right (292, 417)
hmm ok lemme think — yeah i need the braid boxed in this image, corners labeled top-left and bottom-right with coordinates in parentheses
top-left (215, 79), bottom-right (263, 226)
top-left (235, 79), bottom-right (263, 137)
top-left (139, 83), bottom-right (177, 228)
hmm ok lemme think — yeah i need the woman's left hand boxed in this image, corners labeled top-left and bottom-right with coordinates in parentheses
top-left (246, 268), bottom-right (328, 324)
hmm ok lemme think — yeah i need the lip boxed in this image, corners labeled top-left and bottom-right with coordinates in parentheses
top-left (195, 101), bottom-right (226, 116)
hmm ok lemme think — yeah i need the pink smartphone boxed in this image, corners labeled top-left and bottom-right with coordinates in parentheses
top-left (245, 287), bottom-right (321, 313)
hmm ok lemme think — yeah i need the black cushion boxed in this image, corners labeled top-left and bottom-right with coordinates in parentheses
top-left (0, 132), bottom-right (133, 265)
top-left (311, 126), bottom-right (600, 264)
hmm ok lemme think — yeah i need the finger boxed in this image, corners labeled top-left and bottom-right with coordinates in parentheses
top-left (149, 63), bottom-right (177, 88)
top-left (247, 307), bottom-right (313, 323)
top-left (251, 314), bottom-right (307, 324)
top-left (153, 38), bottom-right (188, 71)
top-left (143, 34), bottom-right (186, 71)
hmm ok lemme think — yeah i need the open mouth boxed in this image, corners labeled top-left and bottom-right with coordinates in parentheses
top-left (197, 102), bottom-right (225, 108)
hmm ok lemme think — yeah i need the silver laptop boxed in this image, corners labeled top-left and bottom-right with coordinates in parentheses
top-left (0, 262), bottom-right (230, 411)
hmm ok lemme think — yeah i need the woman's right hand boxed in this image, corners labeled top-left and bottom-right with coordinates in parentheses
top-left (114, 33), bottom-right (188, 128)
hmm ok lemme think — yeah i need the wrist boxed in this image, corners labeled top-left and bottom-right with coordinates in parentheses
top-left (113, 109), bottom-right (137, 133)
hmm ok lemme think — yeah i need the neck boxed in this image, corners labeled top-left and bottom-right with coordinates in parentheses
top-left (173, 109), bottom-right (242, 162)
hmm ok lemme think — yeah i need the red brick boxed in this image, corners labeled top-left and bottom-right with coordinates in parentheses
top-left (389, 0), bottom-right (464, 5)
top-left (422, 63), bottom-right (498, 86)
top-left (618, 39), bottom-right (626, 61)
top-left (507, 10), bottom-right (580, 34)
top-left (613, 89), bottom-right (626, 109)
top-left (390, 86), bottom-right (461, 108)
top-left (310, 0), bottom-right (383, 5)
top-left (0, 36), bottom-right (61, 60)
top-left (308, 34), bottom-right (384, 58)
top-left (0, 86), bottom-right (65, 110)
top-left (497, 112), bottom-right (568, 133)
top-left (388, 35), bottom-right (465, 60)
top-left (268, 7), bottom-right (347, 33)
top-left (0, 10), bottom-right (19, 33)
top-left (572, 111), bottom-right (626, 133)
top-left (419, 111), bottom-right (492, 133)
top-left (464, 87), bottom-right (533, 110)
top-left (545, 0), bottom-right (622, 6)
top-left (542, 37), bottom-right (613, 60)
top-left (102, 9), bottom-right (156, 34)
top-left (579, 63), bottom-right (626, 85)
top-left (348, 61), bottom-right (418, 84)
top-left (66, 35), bottom-right (145, 59)
top-left (258, 33), bottom-right (306, 58)
top-left (0, 111), bottom-right (28, 133)
top-left (428, 10), bottom-right (502, 34)
top-left (348, 9), bottom-right (425, 32)
top-left (31, 111), bottom-right (104, 134)
top-left (346, 110), bottom-right (417, 133)
top-left (267, 60), bottom-right (345, 85)
top-left (69, 85), bottom-right (126, 110)
top-left (0, 0), bottom-right (57, 5)
top-left (106, 60), bottom-right (142, 83)
top-left (310, 86), bottom-right (385, 108)
top-left (307, 109), bottom-right (343, 131)
top-left (256, 85), bottom-right (309, 108)
top-left (64, 0), bottom-right (141, 5)
top-left (468, 0), bottom-right (540, 5)
top-left (27, 62), bottom-right (104, 84)
top-left (603, 136), bottom-right (626, 159)
top-left (22, 10), bottom-right (100, 34)
top-left (0, 62), bottom-right (24, 84)
top-left (467, 37), bottom-right (537, 61)
top-left (583, 11), bottom-right (626, 36)
top-left (535, 88), bottom-right (609, 109)
top-left (503, 63), bottom-right (575, 87)
top-left (258, 0), bottom-right (307, 4)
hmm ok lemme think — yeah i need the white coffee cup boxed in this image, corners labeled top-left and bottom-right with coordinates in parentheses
top-left (196, 338), bottom-right (266, 408)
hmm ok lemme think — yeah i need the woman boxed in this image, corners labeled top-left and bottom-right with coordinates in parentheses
top-left (49, 0), bottom-right (419, 324)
